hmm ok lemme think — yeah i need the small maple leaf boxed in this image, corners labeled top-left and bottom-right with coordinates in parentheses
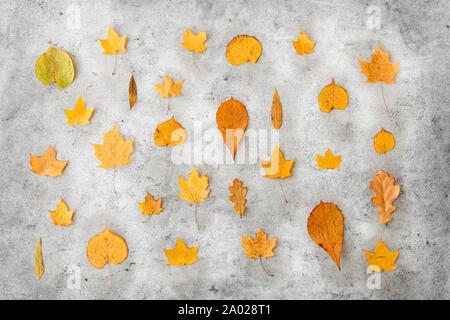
top-left (64, 95), bottom-right (94, 126)
top-left (35, 237), bottom-right (44, 280)
top-left (87, 226), bottom-right (128, 269)
top-left (316, 148), bottom-right (342, 169)
top-left (154, 117), bottom-right (186, 147)
top-left (318, 78), bottom-right (349, 113)
top-left (373, 128), bottom-right (395, 154)
top-left (228, 178), bottom-right (247, 217)
top-left (30, 145), bottom-right (68, 176)
top-left (49, 198), bottom-right (74, 226)
top-left (364, 238), bottom-right (399, 271)
top-left (154, 75), bottom-right (183, 98)
top-left (241, 229), bottom-right (277, 277)
top-left (370, 170), bottom-right (400, 224)
top-left (292, 29), bottom-right (315, 55)
top-left (92, 125), bottom-right (134, 169)
top-left (357, 43), bottom-right (399, 83)
top-left (164, 238), bottom-right (199, 267)
top-left (98, 25), bottom-right (127, 55)
top-left (226, 35), bottom-right (262, 66)
top-left (271, 88), bottom-right (282, 130)
top-left (180, 28), bottom-right (207, 53)
top-left (260, 145), bottom-right (294, 179)
top-left (129, 75), bottom-right (137, 109)
top-left (138, 192), bottom-right (164, 216)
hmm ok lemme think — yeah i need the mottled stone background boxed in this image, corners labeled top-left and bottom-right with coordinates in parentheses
top-left (0, 0), bottom-right (448, 299)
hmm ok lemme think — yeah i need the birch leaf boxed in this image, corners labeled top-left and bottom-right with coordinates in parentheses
top-left (374, 128), bottom-right (395, 154)
top-left (318, 78), bottom-right (349, 113)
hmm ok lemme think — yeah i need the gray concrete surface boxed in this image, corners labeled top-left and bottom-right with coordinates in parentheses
top-left (0, 0), bottom-right (449, 299)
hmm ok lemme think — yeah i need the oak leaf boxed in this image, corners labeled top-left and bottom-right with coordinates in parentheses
top-left (180, 28), bottom-right (207, 53)
top-left (49, 198), bottom-right (74, 226)
top-left (316, 148), bottom-right (342, 169)
top-left (271, 88), bottom-right (282, 130)
top-left (138, 192), bottom-right (164, 216)
top-left (87, 226), bottom-right (128, 269)
top-left (307, 201), bottom-right (344, 270)
top-left (35, 237), bottom-right (44, 280)
top-left (98, 25), bottom-right (127, 55)
top-left (364, 238), bottom-right (399, 271)
top-left (216, 97), bottom-right (248, 159)
top-left (154, 117), bottom-right (186, 147)
top-left (154, 75), bottom-right (183, 98)
top-left (358, 43), bottom-right (399, 83)
top-left (164, 238), bottom-right (199, 266)
top-left (292, 29), bottom-right (315, 55)
top-left (369, 170), bottom-right (400, 224)
top-left (129, 75), bottom-right (137, 109)
top-left (374, 128), bottom-right (395, 154)
top-left (226, 35), bottom-right (262, 66)
top-left (30, 145), bottom-right (68, 176)
top-left (241, 229), bottom-right (277, 276)
top-left (318, 78), bottom-right (349, 113)
top-left (260, 145), bottom-right (294, 179)
top-left (92, 125), bottom-right (134, 169)
top-left (64, 95), bottom-right (94, 126)
top-left (229, 178), bottom-right (247, 216)
top-left (35, 45), bottom-right (75, 89)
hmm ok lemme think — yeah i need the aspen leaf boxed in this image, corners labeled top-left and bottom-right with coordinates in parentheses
top-left (316, 148), bottom-right (342, 169)
top-left (98, 25), bottom-right (127, 55)
top-left (292, 29), bottom-right (315, 55)
top-left (87, 226), bottom-right (128, 269)
top-left (216, 97), bottom-right (248, 159)
top-left (364, 238), bottom-right (399, 271)
top-left (129, 75), bottom-right (137, 109)
top-left (177, 167), bottom-right (210, 204)
top-left (318, 78), bottom-right (349, 113)
top-left (374, 128), bottom-right (395, 154)
top-left (226, 35), bottom-right (262, 66)
top-left (358, 43), bottom-right (399, 83)
top-left (241, 229), bottom-right (277, 277)
top-left (64, 95), bottom-right (94, 126)
top-left (35, 45), bottom-right (75, 89)
top-left (154, 75), bottom-right (183, 98)
top-left (30, 145), bottom-right (68, 176)
top-left (164, 238), bottom-right (198, 266)
top-left (229, 178), bottom-right (247, 216)
top-left (92, 125), bottom-right (134, 169)
top-left (35, 237), bottom-right (44, 280)
top-left (271, 88), bottom-right (282, 130)
top-left (307, 201), bottom-right (344, 270)
top-left (180, 28), bottom-right (207, 53)
top-left (154, 117), bottom-right (186, 147)
top-left (369, 170), bottom-right (400, 224)
top-left (260, 145), bottom-right (294, 179)
top-left (138, 192), bottom-right (164, 216)
top-left (49, 198), bottom-right (74, 226)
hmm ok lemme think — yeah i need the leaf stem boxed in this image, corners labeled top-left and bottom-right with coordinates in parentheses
top-left (72, 126), bottom-right (79, 146)
top-left (141, 215), bottom-right (153, 223)
top-left (194, 203), bottom-right (200, 231)
top-left (112, 54), bottom-right (117, 76)
top-left (192, 52), bottom-right (200, 71)
top-left (306, 55), bottom-right (311, 71)
top-left (379, 82), bottom-right (390, 113)
top-left (278, 178), bottom-right (288, 203)
top-left (259, 256), bottom-right (274, 277)
top-left (113, 167), bottom-right (117, 195)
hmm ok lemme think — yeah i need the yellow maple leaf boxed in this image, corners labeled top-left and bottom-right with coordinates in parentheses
top-left (92, 125), bottom-right (134, 169)
top-left (374, 128), bottom-right (395, 154)
top-left (241, 229), bottom-right (277, 277)
top-left (316, 148), bottom-right (342, 169)
top-left (154, 75), bottom-right (183, 98)
top-left (154, 116), bottom-right (186, 147)
top-left (226, 35), bottom-right (262, 66)
top-left (64, 95), bottom-right (94, 126)
top-left (98, 25), bottom-right (127, 55)
top-left (318, 78), bottom-right (349, 113)
top-left (35, 237), bottom-right (44, 280)
top-left (260, 145), bottom-right (295, 179)
top-left (164, 238), bottom-right (199, 267)
top-left (138, 192), bottom-right (164, 216)
top-left (292, 29), bottom-right (315, 55)
top-left (363, 238), bottom-right (399, 271)
top-left (180, 28), bottom-right (207, 53)
top-left (358, 43), bottom-right (399, 83)
top-left (49, 198), bottom-right (74, 226)
top-left (30, 145), bottom-right (68, 176)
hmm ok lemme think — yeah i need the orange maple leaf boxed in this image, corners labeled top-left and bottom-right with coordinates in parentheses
top-left (358, 43), bottom-right (399, 83)
top-left (30, 145), bottom-right (68, 176)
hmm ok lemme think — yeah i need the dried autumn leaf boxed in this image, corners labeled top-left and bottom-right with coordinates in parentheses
top-left (292, 29), bottom-right (315, 55)
top-left (370, 170), bottom-right (400, 224)
top-left (138, 192), bottom-right (164, 216)
top-left (154, 75), bottom-right (183, 98)
top-left (260, 145), bottom-right (294, 179)
top-left (241, 229), bottom-right (277, 277)
top-left (229, 178), bottom-right (247, 217)
top-left (49, 198), bottom-right (74, 226)
top-left (374, 128), bottom-right (395, 154)
top-left (30, 145), bottom-right (68, 176)
top-left (307, 201), bottom-right (344, 270)
top-left (164, 238), bottom-right (199, 266)
top-left (98, 25), bottom-right (127, 55)
top-left (35, 237), bottom-right (44, 280)
top-left (35, 45), bottom-right (75, 89)
top-left (226, 35), bottom-right (262, 66)
top-left (180, 28), bottom-right (207, 53)
top-left (271, 88), bottom-right (282, 130)
top-left (358, 43), bottom-right (399, 83)
top-left (64, 95), bottom-right (94, 126)
top-left (154, 117), bottom-right (186, 147)
top-left (92, 125), bottom-right (134, 169)
top-left (316, 148), bottom-right (342, 169)
top-left (129, 75), bottom-right (137, 109)
top-left (318, 78), bottom-right (349, 113)
top-left (364, 238), bottom-right (399, 271)
top-left (216, 97), bottom-right (248, 159)
top-left (87, 226), bottom-right (128, 269)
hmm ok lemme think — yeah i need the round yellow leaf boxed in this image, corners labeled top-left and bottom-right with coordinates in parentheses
top-left (374, 128), bottom-right (395, 154)
top-left (318, 78), bottom-right (349, 113)
top-left (226, 35), bottom-right (262, 66)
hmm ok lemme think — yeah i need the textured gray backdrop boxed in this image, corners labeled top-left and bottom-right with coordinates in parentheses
top-left (0, 0), bottom-right (448, 299)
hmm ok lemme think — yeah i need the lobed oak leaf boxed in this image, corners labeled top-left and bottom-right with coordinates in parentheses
top-left (363, 238), bottom-right (399, 271)
top-left (92, 125), bottom-right (134, 169)
top-left (154, 75), bottom-right (183, 98)
top-left (98, 25), bottom-right (127, 55)
top-left (35, 237), bottom-right (44, 280)
top-left (228, 178), bottom-right (247, 217)
top-left (30, 145), bottom-right (68, 176)
top-left (164, 238), bottom-right (199, 266)
top-left (226, 35), bottom-right (262, 66)
top-left (49, 198), bottom-right (74, 226)
top-left (138, 192), bottom-right (164, 216)
top-left (318, 78), bottom-right (349, 113)
top-left (271, 88), bottom-right (283, 130)
top-left (292, 29), bottom-right (315, 55)
top-left (369, 170), bottom-right (400, 224)
top-left (357, 43), bottom-right (399, 83)
top-left (316, 148), bottom-right (342, 169)
top-left (35, 45), bottom-right (75, 89)
top-left (373, 128), bottom-right (395, 154)
top-left (154, 116), bottom-right (186, 147)
top-left (64, 95), bottom-right (94, 126)
top-left (129, 75), bottom-right (137, 109)
top-left (260, 145), bottom-right (294, 179)
top-left (180, 28), bottom-right (207, 53)
top-left (87, 226), bottom-right (128, 269)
